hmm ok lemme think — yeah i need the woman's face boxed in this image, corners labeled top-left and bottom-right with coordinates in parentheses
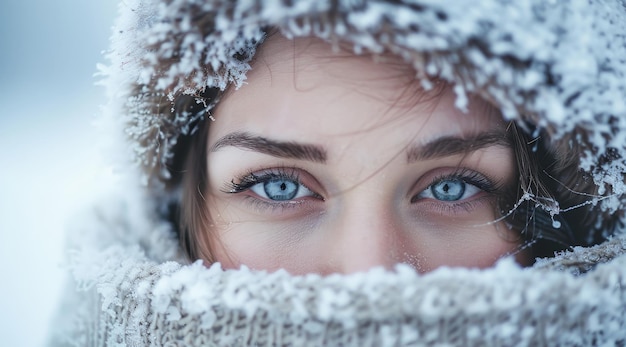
top-left (203, 34), bottom-right (524, 275)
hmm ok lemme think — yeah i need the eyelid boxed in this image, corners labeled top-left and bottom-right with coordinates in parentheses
top-left (415, 195), bottom-right (495, 216)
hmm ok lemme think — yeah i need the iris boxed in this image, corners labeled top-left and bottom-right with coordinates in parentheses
top-left (431, 179), bottom-right (465, 201)
top-left (263, 178), bottom-right (299, 200)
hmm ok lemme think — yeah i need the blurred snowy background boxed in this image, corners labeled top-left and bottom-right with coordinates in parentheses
top-left (0, 1), bottom-right (117, 345)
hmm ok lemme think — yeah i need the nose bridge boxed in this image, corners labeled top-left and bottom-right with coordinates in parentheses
top-left (328, 188), bottom-right (402, 274)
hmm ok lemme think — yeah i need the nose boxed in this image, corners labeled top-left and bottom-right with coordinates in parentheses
top-left (325, 200), bottom-right (407, 274)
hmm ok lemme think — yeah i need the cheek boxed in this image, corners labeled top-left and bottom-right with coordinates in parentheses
top-left (210, 230), bottom-right (283, 271)
top-left (398, 203), bottom-right (524, 271)
top-left (211, 228), bottom-right (288, 271)
top-left (208, 213), bottom-right (325, 273)
top-left (405, 220), bottom-right (523, 271)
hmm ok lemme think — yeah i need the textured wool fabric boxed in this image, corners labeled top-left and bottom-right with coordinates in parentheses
top-left (50, 0), bottom-right (626, 346)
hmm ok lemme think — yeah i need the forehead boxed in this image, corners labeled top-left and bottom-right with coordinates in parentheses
top-left (240, 34), bottom-right (429, 106)
top-left (213, 34), bottom-right (504, 143)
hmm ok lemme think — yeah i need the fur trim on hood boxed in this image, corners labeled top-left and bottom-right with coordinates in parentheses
top-left (51, 0), bottom-right (626, 346)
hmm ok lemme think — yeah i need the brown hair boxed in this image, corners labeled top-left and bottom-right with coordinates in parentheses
top-left (179, 114), bottom-right (216, 262)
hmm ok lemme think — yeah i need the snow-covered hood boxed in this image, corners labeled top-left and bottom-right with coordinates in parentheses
top-left (51, 0), bottom-right (626, 345)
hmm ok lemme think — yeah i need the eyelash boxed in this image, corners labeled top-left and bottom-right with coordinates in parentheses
top-left (225, 167), bottom-right (298, 192)
top-left (223, 167), bottom-right (503, 213)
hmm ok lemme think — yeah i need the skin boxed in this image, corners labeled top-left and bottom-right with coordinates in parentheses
top-left (202, 34), bottom-right (525, 275)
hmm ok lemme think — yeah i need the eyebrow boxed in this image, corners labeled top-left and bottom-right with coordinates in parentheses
top-left (406, 132), bottom-right (511, 163)
top-left (210, 131), bottom-right (327, 163)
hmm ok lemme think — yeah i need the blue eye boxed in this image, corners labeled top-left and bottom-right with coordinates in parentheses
top-left (419, 178), bottom-right (481, 202)
top-left (258, 178), bottom-right (297, 201)
top-left (250, 177), bottom-right (315, 201)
